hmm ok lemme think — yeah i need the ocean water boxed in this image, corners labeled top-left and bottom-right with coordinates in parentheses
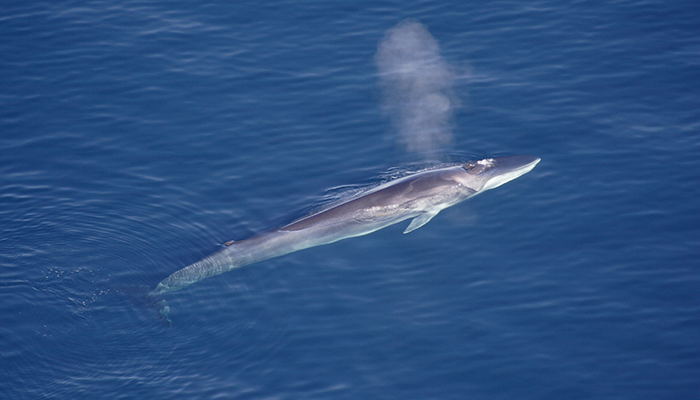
top-left (2, 1), bottom-right (699, 399)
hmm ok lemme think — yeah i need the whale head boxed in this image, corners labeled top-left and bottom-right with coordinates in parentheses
top-left (458, 155), bottom-right (540, 193)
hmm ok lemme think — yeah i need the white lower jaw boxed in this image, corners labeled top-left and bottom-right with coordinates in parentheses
top-left (482, 159), bottom-right (540, 191)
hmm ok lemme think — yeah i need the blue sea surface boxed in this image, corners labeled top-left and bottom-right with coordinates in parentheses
top-left (2, 1), bottom-right (699, 399)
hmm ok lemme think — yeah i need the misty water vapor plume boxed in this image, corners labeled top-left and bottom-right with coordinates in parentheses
top-left (375, 20), bottom-right (458, 157)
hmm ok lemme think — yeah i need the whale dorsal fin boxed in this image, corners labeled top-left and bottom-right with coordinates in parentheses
top-left (403, 210), bottom-right (440, 234)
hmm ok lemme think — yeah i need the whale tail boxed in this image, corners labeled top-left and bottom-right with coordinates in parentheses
top-left (119, 285), bottom-right (172, 327)
top-left (147, 290), bottom-right (171, 327)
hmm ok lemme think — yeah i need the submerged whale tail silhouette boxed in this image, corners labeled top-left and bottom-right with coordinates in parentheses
top-left (150, 156), bottom-right (540, 321)
top-left (145, 290), bottom-right (171, 326)
top-left (118, 285), bottom-right (172, 327)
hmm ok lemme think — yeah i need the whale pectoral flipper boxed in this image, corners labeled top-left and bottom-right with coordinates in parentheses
top-left (403, 210), bottom-right (440, 234)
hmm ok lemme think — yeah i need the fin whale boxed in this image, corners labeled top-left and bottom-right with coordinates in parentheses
top-left (149, 156), bottom-right (540, 320)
